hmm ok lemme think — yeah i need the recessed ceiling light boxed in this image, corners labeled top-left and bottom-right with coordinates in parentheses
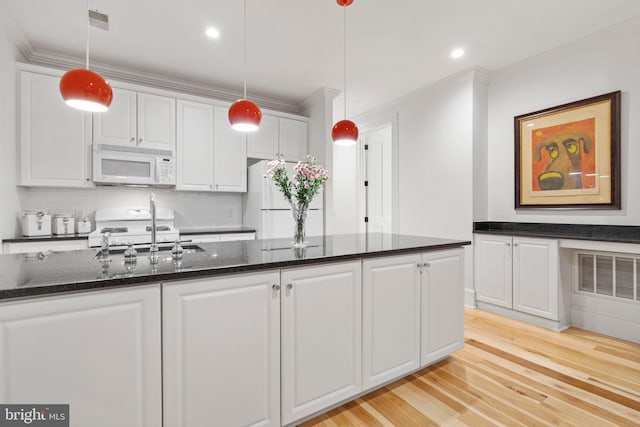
top-left (450, 48), bottom-right (465, 59)
top-left (205, 27), bottom-right (220, 39)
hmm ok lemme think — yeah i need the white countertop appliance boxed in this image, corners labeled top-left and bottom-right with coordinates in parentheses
top-left (88, 207), bottom-right (179, 247)
top-left (243, 160), bottom-right (324, 239)
top-left (52, 213), bottom-right (75, 235)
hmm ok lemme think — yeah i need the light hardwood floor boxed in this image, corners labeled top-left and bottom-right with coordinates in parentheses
top-left (300, 308), bottom-right (640, 426)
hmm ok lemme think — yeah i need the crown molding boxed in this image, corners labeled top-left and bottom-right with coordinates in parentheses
top-left (23, 48), bottom-right (302, 115)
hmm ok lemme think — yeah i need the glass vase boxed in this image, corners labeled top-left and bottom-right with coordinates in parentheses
top-left (291, 203), bottom-right (308, 248)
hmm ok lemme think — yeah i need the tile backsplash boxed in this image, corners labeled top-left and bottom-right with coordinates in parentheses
top-left (17, 186), bottom-right (243, 232)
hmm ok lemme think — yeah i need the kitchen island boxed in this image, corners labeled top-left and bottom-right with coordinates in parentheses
top-left (0, 233), bottom-right (470, 427)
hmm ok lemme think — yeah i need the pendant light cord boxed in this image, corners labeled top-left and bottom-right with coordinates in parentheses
top-left (343, 5), bottom-right (347, 119)
top-left (85, 0), bottom-right (90, 69)
top-left (243, 0), bottom-right (247, 99)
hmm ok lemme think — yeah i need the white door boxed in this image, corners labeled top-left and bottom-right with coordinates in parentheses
top-left (137, 92), bottom-right (176, 152)
top-left (362, 124), bottom-right (393, 234)
top-left (213, 105), bottom-right (247, 192)
top-left (163, 272), bottom-right (280, 427)
top-left (176, 100), bottom-right (214, 191)
top-left (513, 237), bottom-right (559, 321)
top-left (421, 249), bottom-right (465, 365)
top-left (93, 87), bottom-right (137, 147)
top-left (20, 71), bottom-right (93, 187)
top-left (247, 114), bottom-right (279, 159)
top-left (278, 118), bottom-right (308, 162)
top-left (281, 262), bottom-right (362, 425)
top-left (362, 254), bottom-right (421, 389)
top-left (474, 234), bottom-right (513, 308)
top-left (0, 285), bottom-right (162, 427)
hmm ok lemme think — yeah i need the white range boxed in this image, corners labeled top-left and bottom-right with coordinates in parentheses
top-left (88, 207), bottom-right (179, 248)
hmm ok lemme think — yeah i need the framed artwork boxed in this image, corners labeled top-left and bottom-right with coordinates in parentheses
top-left (515, 91), bottom-right (621, 209)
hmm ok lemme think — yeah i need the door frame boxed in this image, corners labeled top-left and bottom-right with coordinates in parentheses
top-left (357, 112), bottom-right (399, 234)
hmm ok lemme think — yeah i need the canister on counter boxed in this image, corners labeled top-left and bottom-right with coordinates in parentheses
top-left (75, 216), bottom-right (92, 234)
top-left (20, 210), bottom-right (51, 236)
top-left (52, 214), bottom-right (75, 235)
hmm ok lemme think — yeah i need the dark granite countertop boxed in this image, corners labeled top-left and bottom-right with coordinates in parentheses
top-left (179, 227), bottom-right (256, 235)
top-left (474, 222), bottom-right (640, 244)
top-left (3, 234), bottom-right (89, 243)
top-left (0, 233), bottom-right (470, 301)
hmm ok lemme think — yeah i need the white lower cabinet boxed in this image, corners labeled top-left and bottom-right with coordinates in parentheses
top-left (163, 271), bottom-right (280, 427)
top-left (421, 249), bottom-right (465, 365)
top-left (362, 254), bottom-right (421, 389)
top-left (0, 285), bottom-right (162, 427)
top-left (474, 234), bottom-right (559, 321)
top-left (281, 261), bottom-right (362, 425)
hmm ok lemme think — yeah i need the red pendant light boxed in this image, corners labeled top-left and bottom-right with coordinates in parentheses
top-left (60, 2), bottom-right (112, 112)
top-left (332, 0), bottom-right (358, 145)
top-left (229, 0), bottom-right (262, 132)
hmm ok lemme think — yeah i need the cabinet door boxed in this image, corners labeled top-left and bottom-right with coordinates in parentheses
top-left (19, 71), bottom-right (93, 187)
top-left (362, 254), bottom-right (421, 389)
top-left (513, 237), bottom-right (559, 320)
top-left (279, 118), bottom-right (308, 162)
top-left (176, 100), bottom-right (214, 191)
top-left (421, 249), bottom-right (464, 366)
top-left (137, 92), bottom-right (176, 152)
top-left (247, 114), bottom-right (279, 159)
top-left (474, 234), bottom-right (513, 308)
top-left (281, 261), bottom-right (362, 425)
top-left (93, 87), bottom-right (137, 147)
top-left (163, 271), bottom-right (280, 427)
top-left (0, 285), bottom-right (162, 427)
top-left (213, 105), bottom-right (247, 192)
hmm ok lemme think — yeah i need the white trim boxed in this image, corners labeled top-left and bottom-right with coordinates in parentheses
top-left (476, 301), bottom-right (568, 331)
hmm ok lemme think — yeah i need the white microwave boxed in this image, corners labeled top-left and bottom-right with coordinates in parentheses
top-left (93, 145), bottom-right (176, 186)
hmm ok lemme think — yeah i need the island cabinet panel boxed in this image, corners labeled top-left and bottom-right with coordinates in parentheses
top-left (281, 261), bottom-right (362, 425)
top-left (162, 271), bottom-right (280, 427)
top-left (362, 254), bottom-right (421, 390)
top-left (421, 249), bottom-right (465, 366)
top-left (0, 285), bottom-right (162, 427)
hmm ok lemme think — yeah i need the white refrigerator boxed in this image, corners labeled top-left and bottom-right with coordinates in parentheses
top-left (243, 160), bottom-right (324, 239)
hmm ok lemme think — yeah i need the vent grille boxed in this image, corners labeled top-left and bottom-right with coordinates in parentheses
top-left (577, 252), bottom-right (639, 301)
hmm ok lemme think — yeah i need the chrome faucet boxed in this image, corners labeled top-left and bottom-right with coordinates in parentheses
top-left (149, 193), bottom-right (159, 264)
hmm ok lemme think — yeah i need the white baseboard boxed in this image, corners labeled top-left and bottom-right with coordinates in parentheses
top-left (464, 288), bottom-right (477, 308)
top-left (476, 302), bottom-right (567, 331)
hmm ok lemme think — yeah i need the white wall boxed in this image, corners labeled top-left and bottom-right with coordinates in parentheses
top-left (0, 3), bottom-right (22, 239)
top-left (359, 71), bottom-right (475, 240)
top-left (486, 15), bottom-right (640, 224)
top-left (17, 187), bottom-right (243, 230)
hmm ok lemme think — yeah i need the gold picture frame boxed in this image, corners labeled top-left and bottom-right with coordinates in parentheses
top-left (515, 91), bottom-right (621, 209)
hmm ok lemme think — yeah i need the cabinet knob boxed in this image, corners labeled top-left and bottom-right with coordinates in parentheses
top-left (424, 262), bottom-right (430, 267)
top-left (417, 263), bottom-right (422, 268)
top-left (138, 138), bottom-right (143, 144)
top-left (130, 137), bottom-right (135, 143)
top-left (272, 284), bottom-right (280, 291)
top-left (506, 242), bottom-right (511, 247)
top-left (514, 243), bottom-right (518, 247)
top-left (287, 283), bottom-right (293, 290)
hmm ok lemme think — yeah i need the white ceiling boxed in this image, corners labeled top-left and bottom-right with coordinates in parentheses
top-left (4, 0), bottom-right (640, 116)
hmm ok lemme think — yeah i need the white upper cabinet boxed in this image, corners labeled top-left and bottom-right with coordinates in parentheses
top-left (176, 100), bottom-right (214, 191)
top-left (247, 115), bottom-right (308, 162)
top-left (19, 71), bottom-right (94, 187)
top-left (176, 102), bottom-right (247, 192)
top-left (213, 105), bottom-right (247, 192)
top-left (93, 88), bottom-right (176, 154)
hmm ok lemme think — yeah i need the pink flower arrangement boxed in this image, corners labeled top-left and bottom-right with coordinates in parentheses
top-left (266, 155), bottom-right (329, 209)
